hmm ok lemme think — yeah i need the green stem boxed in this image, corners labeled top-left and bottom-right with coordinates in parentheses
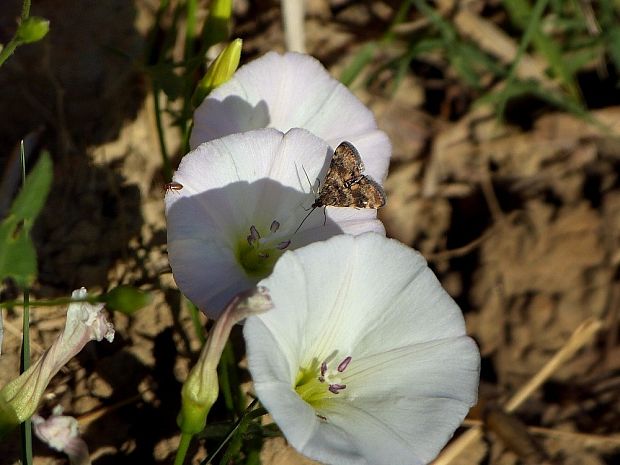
top-left (20, 418), bottom-right (33, 465)
top-left (199, 400), bottom-right (261, 465)
top-left (0, 0), bottom-right (32, 67)
top-left (152, 85), bottom-right (173, 181)
top-left (20, 292), bottom-right (30, 372)
top-left (17, 297), bottom-right (32, 463)
top-left (0, 296), bottom-right (99, 309)
top-left (0, 35), bottom-right (22, 68)
top-left (188, 299), bottom-right (206, 345)
top-left (19, 138), bottom-right (33, 465)
top-left (174, 432), bottom-right (193, 465)
top-left (21, 0), bottom-right (31, 19)
top-left (185, 0), bottom-right (198, 61)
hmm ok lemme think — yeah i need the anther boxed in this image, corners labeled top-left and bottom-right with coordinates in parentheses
top-left (277, 240), bottom-right (291, 250)
top-left (328, 384), bottom-right (347, 394)
top-left (248, 225), bottom-right (261, 246)
top-left (320, 362), bottom-right (327, 378)
top-left (337, 356), bottom-right (352, 372)
top-left (270, 220), bottom-right (280, 233)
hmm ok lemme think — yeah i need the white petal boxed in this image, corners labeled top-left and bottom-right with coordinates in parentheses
top-left (245, 233), bottom-right (480, 465)
top-left (321, 396), bottom-right (470, 465)
top-left (190, 52), bottom-right (391, 182)
top-left (192, 53), bottom-right (375, 146)
top-left (316, 338), bottom-right (479, 464)
top-left (167, 237), bottom-right (253, 315)
top-left (167, 128), bottom-right (329, 227)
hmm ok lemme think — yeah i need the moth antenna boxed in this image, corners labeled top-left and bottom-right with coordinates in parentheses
top-left (302, 165), bottom-right (317, 196)
top-left (294, 206), bottom-right (317, 234)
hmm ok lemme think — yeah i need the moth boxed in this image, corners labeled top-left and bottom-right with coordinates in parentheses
top-left (295, 142), bottom-right (386, 232)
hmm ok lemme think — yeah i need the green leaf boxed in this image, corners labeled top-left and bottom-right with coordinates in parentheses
top-left (10, 152), bottom-right (52, 222)
top-left (340, 42), bottom-right (377, 87)
top-left (0, 222), bottom-right (37, 287)
top-left (0, 153), bottom-right (52, 287)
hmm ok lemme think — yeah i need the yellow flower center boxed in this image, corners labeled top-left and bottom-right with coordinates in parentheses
top-left (294, 355), bottom-right (352, 410)
top-left (235, 222), bottom-right (291, 277)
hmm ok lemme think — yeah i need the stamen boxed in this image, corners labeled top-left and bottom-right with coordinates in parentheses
top-left (337, 356), bottom-right (352, 372)
top-left (258, 252), bottom-right (269, 259)
top-left (277, 240), bottom-right (291, 250)
top-left (247, 225), bottom-right (261, 246)
top-left (328, 384), bottom-right (346, 394)
top-left (318, 362), bottom-right (327, 382)
top-left (270, 220), bottom-right (280, 233)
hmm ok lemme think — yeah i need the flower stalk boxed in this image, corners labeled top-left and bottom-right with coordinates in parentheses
top-left (175, 287), bottom-right (272, 464)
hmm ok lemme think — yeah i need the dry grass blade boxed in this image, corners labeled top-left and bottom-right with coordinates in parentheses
top-left (432, 318), bottom-right (604, 465)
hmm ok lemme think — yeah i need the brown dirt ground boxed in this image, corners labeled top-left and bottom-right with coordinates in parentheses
top-left (1, 1), bottom-right (619, 464)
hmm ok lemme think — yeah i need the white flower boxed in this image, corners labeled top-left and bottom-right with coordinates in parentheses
top-left (0, 289), bottom-right (114, 437)
top-left (166, 128), bottom-right (385, 318)
top-left (190, 51), bottom-right (390, 183)
top-left (33, 405), bottom-right (91, 465)
top-left (243, 233), bottom-right (480, 465)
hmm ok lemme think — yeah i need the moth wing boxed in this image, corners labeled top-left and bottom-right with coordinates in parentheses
top-left (349, 176), bottom-right (386, 208)
top-left (330, 141), bottom-right (365, 182)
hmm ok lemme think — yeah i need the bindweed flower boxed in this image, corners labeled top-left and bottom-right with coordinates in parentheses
top-left (33, 405), bottom-right (90, 465)
top-left (0, 289), bottom-right (114, 438)
top-left (190, 51), bottom-right (390, 183)
top-left (244, 233), bottom-right (480, 465)
top-left (166, 128), bottom-right (386, 318)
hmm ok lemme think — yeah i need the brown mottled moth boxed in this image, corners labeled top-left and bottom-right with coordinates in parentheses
top-left (296, 142), bottom-right (386, 232)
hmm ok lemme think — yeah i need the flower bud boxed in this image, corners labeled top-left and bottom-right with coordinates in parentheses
top-left (192, 38), bottom-right (242, 107)
top-left (0, 289), bottom-right (114, 438)
top-left (16, 16), bottom-right (50, 44)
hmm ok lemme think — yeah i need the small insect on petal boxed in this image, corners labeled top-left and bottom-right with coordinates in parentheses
top-left (164, 182), bottom-right (184, 193)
